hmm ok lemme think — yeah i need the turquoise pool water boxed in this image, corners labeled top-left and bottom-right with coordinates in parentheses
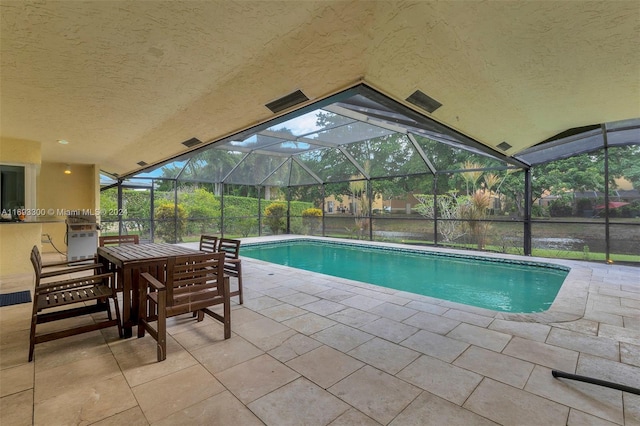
top-left (241, 240), bottom-right (569, 313)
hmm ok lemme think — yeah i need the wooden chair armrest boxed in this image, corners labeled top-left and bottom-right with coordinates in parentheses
top-left (225, 258), bottom-right (241, 264)
top-left (140, 272), bottom-right (165, 291)
top-left (41, 263), bottom-right (104, 279)
top-left (35, 272), bottom-right (114, 294)
top-left (42, 256), bottom-right (96, 268)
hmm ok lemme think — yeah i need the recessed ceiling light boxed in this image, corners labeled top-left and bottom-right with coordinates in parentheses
top-left (57, 139), bottom-right (69, 145)
top-left (265, 90), bottom-right (309, 114)
top-left (497, 141), bottom-right (512, 151)
top-left (181, 137), bottom-right (202, 148)
top-left (406, 90), bottom-right (442, 114)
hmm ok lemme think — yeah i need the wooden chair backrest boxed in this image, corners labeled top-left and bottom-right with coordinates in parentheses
top-left (199, 235), bottom-right (219, 253)
top-left (165, 252), bottom-right (225, 307)
top-left (217, 238), bottom-right (240, 261)
top-left (99, 235), bottom-right (139, 247)
top-left (30, 245), bottom-right (43, 286)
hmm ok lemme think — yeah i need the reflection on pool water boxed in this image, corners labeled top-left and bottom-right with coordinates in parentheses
top-left (241, 239), bottom-right (569, 313)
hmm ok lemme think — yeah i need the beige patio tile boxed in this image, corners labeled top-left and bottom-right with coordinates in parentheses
top-left (329, 365), bottom-right (421, 425)
top-left (464, 378), bottom-right (569, 426)
top-left (400, 329), bottom-right (469, 362)
top-left (525, 365), bottom-right (623, 424)
top-left (328, 307), bottom-right (380, 328)
top-left (34, 352), bottom-right (122, 402)
top-left (133, 364), bottom-right (224, 423)
top-left (282, 312), bottom-right (337, 335)
top-left (359, 317), bottom-right (418, 343)
top-left (248, 377), bottom-right (350, 426)
top-left (243, 295), bottom-right (283, 311)
top-left (583, 311), bottom-right (624, 328)
top-left (32, 330), bottom-right (111, 370)
top-left (168, 317), bottom-right (227, 351)
top-left (267, 332), bottom-right (324, 362)
top-left (311, 323), bottom-right (374, 352)
top-left (304, 299), bottom-right (348, 316)
top-left (115, 338), bottom-right (199, 388)
top-left (163, 313), bottom-right (216, 335)
top-left (551, 318), bottom-right (598, 336)
top-left (286, 345), bottom-right (364, 389)
top-left (624, 393), bottom-right (640, 426)
top-left (443, 309), bottom-right (494, 327)
top-left (447, 322), bottom-right (512, 352)
top-left (216, 353), bottom-right (299, 404)
top-left (296, 282), bottom-right (333, 295)
top-left (624, 316), bottom-right (640, 329)
top-left (328, 408), bottom-right (380, 426)
top-left (567, 409), bottom-right (619, 426)
top-left (154, 390), bottom-right (263, 426)
top-left (0, 362), bottom-right (33, 397)
top-left (34, 374), bottom-right (136, 426)
top-left (397, 354), bottom-right (482, 405)
top-left (262, 285), bottom-right (299, 299)
top-left (453, 345), bottom-right (534, 389)
top-left (577, 353), bottom-right (640, 390)
top-left (489, 318), bottom-right (550, 342)
top-left (404, 300), bottom-right (448, 315)
top-left (229, 307), bottom-right (266, 325)
top-left (192, 336), bottom-right (264, 374)
top-left (259, 303), bottom-right (308, 322)
top-left (403, 311), bottom-right (460, 334)
top-left (279, 292), bottom-right (321, 307)
top-left (547, 327), bottom-right (619, 360)
top-left (0, 388), bottom-right (33, 426)
top-left (316, 288), bottom-right (357, 302)
top-left (0, 338), bottom-right (30, 370)
top-left (348, 337), bottom-right (420, 375)
top-left (368, 302), bottom-right (417, 322)
top-left (340, 294), bottom-right (385, 311)
top-left (389, 391), bottom-right (498, 426)
top-left (252, 327), bottom-right (301, 352)
top-left (620, 342), bottom-right (640, 367)
top-left (598, 323), bottom-right (640, 345)
top-left (233, 315), bottom-right (291, 343)
top-left (503, 336), bottom-right (579, 372)
top-left (91, 406), bottom-right (148, 426)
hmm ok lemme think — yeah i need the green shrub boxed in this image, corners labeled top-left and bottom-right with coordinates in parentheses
top-left (302, 208), bottom-right (322, 234)
top-left (264, 203), bottom-right (287, 234)
top-left (155, 203), bottom-right (187, 242)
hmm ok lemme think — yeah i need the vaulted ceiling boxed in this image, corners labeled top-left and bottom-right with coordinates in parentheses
top-left (1, 1), bottom-right (639, 177)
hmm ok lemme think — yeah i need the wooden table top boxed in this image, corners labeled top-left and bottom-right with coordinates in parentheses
top-left (97, 243), bottom-right (201, 264)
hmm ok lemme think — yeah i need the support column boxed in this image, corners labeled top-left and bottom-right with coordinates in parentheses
top-left (524, 168), bottom-right (532, 256)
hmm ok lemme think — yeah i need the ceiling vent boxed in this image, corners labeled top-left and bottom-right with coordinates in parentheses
top-left (265, 90), bottom-right (309, 114)
top-left (181, 137), bottom-right (202, 148)
top-left (497, 141), bottom-right (512, 151)
top-left (406, 90), bottom-right (442, 113)
top-left (136, 161), bottom-right (148, 167)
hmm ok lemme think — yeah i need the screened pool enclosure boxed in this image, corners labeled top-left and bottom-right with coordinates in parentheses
top-left (100, 84), bottom-right (640, 264)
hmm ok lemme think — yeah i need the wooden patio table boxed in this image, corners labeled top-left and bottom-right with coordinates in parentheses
top-left (97, 243), bottom-right (202, 337)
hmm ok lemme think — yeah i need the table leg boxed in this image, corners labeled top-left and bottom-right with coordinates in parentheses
top-left (122, 267), bottom-right (133, 338)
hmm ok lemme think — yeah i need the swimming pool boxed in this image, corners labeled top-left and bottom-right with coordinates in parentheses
top-left (240, 239), bottom-right (569, 313)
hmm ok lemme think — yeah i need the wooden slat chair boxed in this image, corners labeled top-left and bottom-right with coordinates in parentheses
top-left (29, 245), bottom-right (122, 361)
top-left (99, 235), bottom-right (139, 290)
top-left (138, 252), bottom-right (230, 362)
top-left (217, 238), bottom-right (243, 305)
top-left (99, 234), bottom-right (139, 247)
top-left (199, 234), bottom-right (218, 253)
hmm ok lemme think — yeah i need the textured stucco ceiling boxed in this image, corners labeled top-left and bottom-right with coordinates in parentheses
top-left (1, 1), bottom-right (639, 176)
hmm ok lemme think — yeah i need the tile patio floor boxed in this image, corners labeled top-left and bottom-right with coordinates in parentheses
top-left (1, 236), bottom-right (639, 425)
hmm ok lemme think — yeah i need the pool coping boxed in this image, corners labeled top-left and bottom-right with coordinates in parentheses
top-left (232, 235), bottom-right (595, 324)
